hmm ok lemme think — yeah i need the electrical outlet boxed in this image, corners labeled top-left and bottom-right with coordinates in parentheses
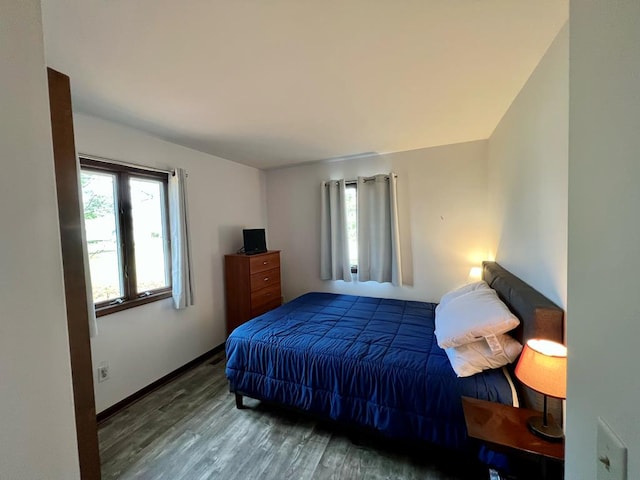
top-left (97, 362), bottom-right (110, 383)
top-left (597, 417), bottom-right (627, 480)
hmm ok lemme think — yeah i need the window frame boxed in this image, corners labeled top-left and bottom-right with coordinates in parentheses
top-left (345, 181), bottom-right (358, 274)
top-left (80, 157), bottom-right (172, 317)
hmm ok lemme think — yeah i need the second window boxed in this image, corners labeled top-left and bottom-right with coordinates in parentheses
top-left (80, 158), bottom-right (171, 316)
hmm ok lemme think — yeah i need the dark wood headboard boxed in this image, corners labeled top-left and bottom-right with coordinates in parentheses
top-left (482, 261), bottom-right (564, 345)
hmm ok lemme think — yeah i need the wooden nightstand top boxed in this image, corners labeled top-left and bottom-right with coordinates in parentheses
top-left (462, 396), bottom-right (564, 462)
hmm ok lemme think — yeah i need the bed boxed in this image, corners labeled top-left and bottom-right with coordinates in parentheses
top-left (225, 261), bottom-right (563, 450)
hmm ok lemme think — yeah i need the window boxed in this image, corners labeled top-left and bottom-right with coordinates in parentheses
top-left (321, 174), bottom-right (401, 285)
top-left (345, 183), bottom-right (358, 272)
top-left (80, 158), bottom-right (171, 316)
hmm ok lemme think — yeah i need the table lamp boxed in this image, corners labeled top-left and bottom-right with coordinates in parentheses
top-left (468, 266), bottom-right (482, 282)
top-left (514, 338), bottom-right (567, 441)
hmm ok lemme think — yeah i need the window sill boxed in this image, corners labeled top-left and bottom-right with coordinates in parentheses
top-left (95, 290), bottom-right (172, 317)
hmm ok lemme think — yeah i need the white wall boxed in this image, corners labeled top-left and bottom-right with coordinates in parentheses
top-left (73, 114), bottom-right (266, 412)
top-left (266, 141), bottom-right (491, 303)
top-left (0, 1), bottom-right (80, 478)
top-left (567, 2), bottom-right (640, 478)
top-left (487, 24), bottom-right (569, 309)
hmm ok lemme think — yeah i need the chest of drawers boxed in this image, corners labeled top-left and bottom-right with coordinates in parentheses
top-left (224, 250), bottom-right (282, 335)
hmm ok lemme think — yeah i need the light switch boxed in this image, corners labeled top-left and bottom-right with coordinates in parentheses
top-left (597, 417), bottom-right (627, 480)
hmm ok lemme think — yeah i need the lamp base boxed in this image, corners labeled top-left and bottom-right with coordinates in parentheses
top-left (527, 415), bottom-right (564, 442)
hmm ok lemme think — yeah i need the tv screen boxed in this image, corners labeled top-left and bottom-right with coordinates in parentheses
top-left (243, 229), bottom-right (267, 255)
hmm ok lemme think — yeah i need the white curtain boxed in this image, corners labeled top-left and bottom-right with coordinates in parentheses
top-left (76, 158), bottom-right (98, 337)
top-left (169, 168), bottom-right (195, 309)
top-left (357, 173), bottom-right (402, 286)
top-left (320, 179), bottom-right (352, 281)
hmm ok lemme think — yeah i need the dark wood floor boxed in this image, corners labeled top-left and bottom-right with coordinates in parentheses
top-left (98, 352), bottom-right (488, 479)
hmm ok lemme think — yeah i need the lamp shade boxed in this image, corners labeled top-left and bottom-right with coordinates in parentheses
top-left (515, 339), bottom-right (567, 399)
top-left (468, 266), bottom-right (483, 282)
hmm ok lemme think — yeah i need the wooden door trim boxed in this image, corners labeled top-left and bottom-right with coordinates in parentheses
top-left (48, 67), bottom-right (101, 479)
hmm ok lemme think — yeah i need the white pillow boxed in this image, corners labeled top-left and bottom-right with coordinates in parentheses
top-left (444, 334), bottom-right (523, 377)
top-left (435, 288), bottom-right (519, 348)
top-left (438, 281), bottom-right (490, 310)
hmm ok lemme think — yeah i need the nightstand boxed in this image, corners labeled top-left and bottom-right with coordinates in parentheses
top-left (461, 396), bottom-right (564, 480)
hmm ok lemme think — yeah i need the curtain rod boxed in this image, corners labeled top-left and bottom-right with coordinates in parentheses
top-left (324, 174), bottom-right (398, 186)
top-left (78, 153), bottom-right (174, 175)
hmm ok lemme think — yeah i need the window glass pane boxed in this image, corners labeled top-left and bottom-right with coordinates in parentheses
top-left (81, 170), bottom-right (123, 303)
top-left (345, 185), bottom-right (358, 267)
top-left (130, 177), bottom-right (170, 293)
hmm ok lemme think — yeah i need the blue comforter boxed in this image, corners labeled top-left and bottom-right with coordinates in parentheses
top-left (226, 292), bottom-right (514, 449)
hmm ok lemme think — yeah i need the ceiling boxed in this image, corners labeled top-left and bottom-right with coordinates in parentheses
top-left (41, 1), bottom-right (568, 170)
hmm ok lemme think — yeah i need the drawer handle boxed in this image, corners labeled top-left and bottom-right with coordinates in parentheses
top-left (264, 277), bottom-right (269, 281)
top-left (263, 261), bottom-right (268, 265)
top-left (265, 292), bottom-right (272, 297)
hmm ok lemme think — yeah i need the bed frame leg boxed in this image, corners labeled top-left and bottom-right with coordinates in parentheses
top-left (235, 393), bottom-right (244, 409)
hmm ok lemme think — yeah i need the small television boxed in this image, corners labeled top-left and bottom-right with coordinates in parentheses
top-left (243, 228), bottom-right (267, 255)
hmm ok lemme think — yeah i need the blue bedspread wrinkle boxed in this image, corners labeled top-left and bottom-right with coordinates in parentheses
top-left (225, 292), bottom-right (513, 449)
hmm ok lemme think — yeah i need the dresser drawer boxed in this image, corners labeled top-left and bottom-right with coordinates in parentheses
top-left (250, 267), bottom-right (280, 292)
top-left (249, 252), bottom-right (280, 274)
top-left (251, 298), bottom-right (282, 319)
top-left (250, 283), bottom-right (281, 310)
